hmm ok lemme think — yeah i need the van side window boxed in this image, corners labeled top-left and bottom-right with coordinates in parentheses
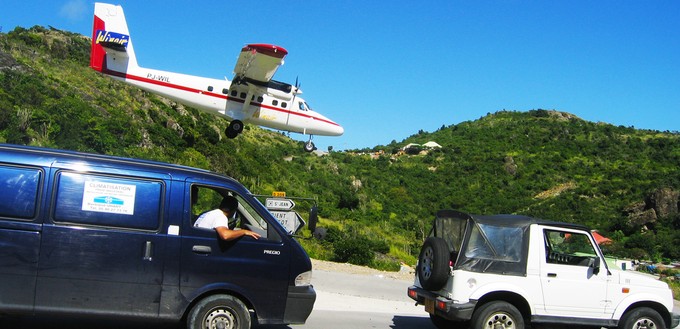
top-left (0, 165), bottom-right (41, 219)
top-left (191, 185), bottom-right (276, 241)
top-left (53, 172), bottom-right (163, 231)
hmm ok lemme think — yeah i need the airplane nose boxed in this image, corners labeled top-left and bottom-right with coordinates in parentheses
top-left (332, 124), bottom-right (344, 136)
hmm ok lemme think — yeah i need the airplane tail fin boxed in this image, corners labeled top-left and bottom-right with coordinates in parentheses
top-left (90, 3), bottom-right (138, 73)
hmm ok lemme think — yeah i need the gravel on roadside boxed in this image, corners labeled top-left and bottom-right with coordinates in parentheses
top-left (312, 259), bottom-right (415, 281)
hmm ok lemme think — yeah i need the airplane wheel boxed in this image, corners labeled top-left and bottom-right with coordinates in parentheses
top-left (227, 120), bottom-right (243, 133)
top-left (304, 141), bottom-right (316, 152)
top-left (225, 128), bottom-right (239, 139)
top-left (230, 120), bottom-right (244, 133)
top-left (225, 120), bottom-right (243, 139)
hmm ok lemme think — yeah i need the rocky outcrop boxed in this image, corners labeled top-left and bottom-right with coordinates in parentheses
top-left (625, 187), bottom-right (679, 228)
top-left (0, 50), bottom-right (24, 72)
top-left (650, 187), bottom-right (679, 219)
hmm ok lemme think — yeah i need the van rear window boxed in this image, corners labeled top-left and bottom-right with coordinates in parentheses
top-left (53, 172), bottom-right (163, 230)
top-left (0, 165), bottom-right (41, 219)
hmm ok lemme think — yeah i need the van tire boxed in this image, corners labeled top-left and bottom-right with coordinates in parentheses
top-left (187, 294), bottom-right (251, 329)
top-left (417, 237), bottom-right (450, 291)
top-left (618, 307), bottom-right (666, 329)
top-left (471, 301), bottom-right (525, 329)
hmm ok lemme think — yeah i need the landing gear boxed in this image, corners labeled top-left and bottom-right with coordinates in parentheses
top-left (225, 120), bottom-right (243, 139)
top-left (304, 136), bottom-right (316, 153)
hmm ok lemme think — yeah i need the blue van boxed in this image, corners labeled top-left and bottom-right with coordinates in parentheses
top-left (0, 143), bottom-right (315, 329)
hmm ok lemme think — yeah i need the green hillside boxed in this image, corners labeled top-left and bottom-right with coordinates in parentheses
top-left (2, 26), bottom-right (679, 269)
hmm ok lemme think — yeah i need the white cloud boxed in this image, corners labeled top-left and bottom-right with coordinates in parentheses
top-left (59, 0), bottom-right (87, 21)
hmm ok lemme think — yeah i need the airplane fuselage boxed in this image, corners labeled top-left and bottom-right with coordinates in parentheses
top-left (91, 3), bottom-right (343, 149)
top-left (104, 66), bottom-right (342, 136)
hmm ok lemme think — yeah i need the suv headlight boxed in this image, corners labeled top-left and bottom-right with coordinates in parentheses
top-left (295, 271), bottom-right (312, 286)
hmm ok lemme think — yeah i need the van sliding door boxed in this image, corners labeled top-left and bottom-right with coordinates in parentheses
top-left (35, 169), bottom-right (168, 317)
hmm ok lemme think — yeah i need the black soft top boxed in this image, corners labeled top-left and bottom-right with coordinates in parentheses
top-left (432, 210), bottom-right (589, 276)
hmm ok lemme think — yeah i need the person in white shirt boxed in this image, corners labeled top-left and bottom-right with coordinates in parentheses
top-left (194, 196), bottom-right (261, 241)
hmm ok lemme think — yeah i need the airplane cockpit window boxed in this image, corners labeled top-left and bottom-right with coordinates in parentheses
top-left (298, 102), bottom-right (306, 111)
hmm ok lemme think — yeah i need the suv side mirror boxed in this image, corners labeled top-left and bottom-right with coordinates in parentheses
top-left (588, 257), bottom-right (601, 275)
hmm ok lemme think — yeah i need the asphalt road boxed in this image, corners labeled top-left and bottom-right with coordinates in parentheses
top-left (286, 269), bottom-right (434, 329)
top-left (2, 269), bottom-right (678, 329)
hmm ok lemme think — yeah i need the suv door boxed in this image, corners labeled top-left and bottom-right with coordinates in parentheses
top-left (539, 227), bottom-right (610, 319)
top-left (35, 169), bottom-right (167, 316)
top-left (180, 182), bottom-right (290, 321)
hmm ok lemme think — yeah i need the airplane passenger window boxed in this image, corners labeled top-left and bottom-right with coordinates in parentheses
top-left (272, 100), bottom-right (278, 106)
top-left (207, 86), bottom-right (213, 92)
top-left (222, 88), bottom-right (228, 94)
top-left (257, 96), bottom-right (263, 103)
top-left (282, 102), bottom-right (287, 108)
top-left (240, 92), bottom-right (246, 99)
top-left (231, 90), bottom-right (237, 97)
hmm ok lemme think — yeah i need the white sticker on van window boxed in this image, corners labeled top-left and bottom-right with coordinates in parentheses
top-left (82, 182), bottom-right (136, 215)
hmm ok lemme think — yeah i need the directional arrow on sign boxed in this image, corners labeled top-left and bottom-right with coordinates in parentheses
top-left (270, 210), bottom-right (305, 234)
top-left (265, 198), bottom-right (296, 211)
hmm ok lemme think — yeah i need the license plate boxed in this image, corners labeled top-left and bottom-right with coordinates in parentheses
top-left (424, 298), bottom-right (435, 314)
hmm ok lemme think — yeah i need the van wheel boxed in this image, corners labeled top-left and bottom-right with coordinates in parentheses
top-left (187, 294), bottom-right (251, 329)
top-left (471, 301), bottom-right (525, 329)
top-left (618, 307), bottom-right (666, 329)
top-left (417, 237), bottom-right (450, 291)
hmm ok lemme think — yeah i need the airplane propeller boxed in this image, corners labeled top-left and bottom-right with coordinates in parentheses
top-left (291, 76), bottom-right (300, 104)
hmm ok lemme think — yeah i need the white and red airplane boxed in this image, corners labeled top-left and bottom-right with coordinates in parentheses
top-left (90, 3), bottom-right (343, 152)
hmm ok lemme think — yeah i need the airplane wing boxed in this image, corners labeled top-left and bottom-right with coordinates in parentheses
top-left (233, 44), bottom-right (288, 84)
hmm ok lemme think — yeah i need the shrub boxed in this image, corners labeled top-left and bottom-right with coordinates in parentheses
top-left (332, 236), bottom-right (374, 266)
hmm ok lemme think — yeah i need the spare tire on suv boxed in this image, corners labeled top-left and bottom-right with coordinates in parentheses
top-left (417, 237), bottom-right (450, 291)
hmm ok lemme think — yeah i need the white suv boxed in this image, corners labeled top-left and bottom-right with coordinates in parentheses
top-left (408, 210), bottom-right (679, 329)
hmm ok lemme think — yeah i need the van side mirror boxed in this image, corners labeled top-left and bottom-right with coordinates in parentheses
top-left (308, 205), bottom-right (318, 233)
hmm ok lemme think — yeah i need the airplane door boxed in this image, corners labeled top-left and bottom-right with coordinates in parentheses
top-left (35, 170), bottom-right (167, 317)
top-left (180, 182), bottom-right (290, 321)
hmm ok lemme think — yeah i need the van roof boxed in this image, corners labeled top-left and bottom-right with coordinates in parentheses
top-left (0, 143), bottom-right (237, 184)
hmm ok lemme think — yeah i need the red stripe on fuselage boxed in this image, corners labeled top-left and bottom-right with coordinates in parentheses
top-left (101, 67), bottom-right (339, 127)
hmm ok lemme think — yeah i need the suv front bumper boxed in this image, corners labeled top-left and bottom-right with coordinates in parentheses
top-left (407, 286), bottom-right (476, 321)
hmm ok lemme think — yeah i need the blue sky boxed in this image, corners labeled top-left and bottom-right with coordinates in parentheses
top-left (1, 1), bottom-right (679, 151)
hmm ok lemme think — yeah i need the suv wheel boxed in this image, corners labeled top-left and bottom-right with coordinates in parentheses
top-left (471, 301), bottom-right (524, 329)
top-left (417, 237), bottom-right (450, 291)
top-left (618, 307), bottom-right (666, 329)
